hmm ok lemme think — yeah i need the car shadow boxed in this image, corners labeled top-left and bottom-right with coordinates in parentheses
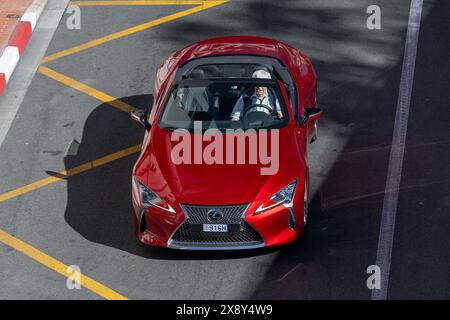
top-left (62, 94), bottom-right (281, 260)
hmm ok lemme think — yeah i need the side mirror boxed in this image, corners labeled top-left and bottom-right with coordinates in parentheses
top-left (131, 109), bottom-right (151, 130)
top-left (299, 107), bottom-right (323, 126)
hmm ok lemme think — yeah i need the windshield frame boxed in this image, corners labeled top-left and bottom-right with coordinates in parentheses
top-left (157, 78), bottom-right (290, 132)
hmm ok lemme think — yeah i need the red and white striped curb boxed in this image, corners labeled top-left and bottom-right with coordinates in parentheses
top-left (0, 0), bottom-right (48, 96)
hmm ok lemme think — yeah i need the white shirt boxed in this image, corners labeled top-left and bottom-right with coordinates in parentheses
top-left (230, 93), bottom-right (281, 121)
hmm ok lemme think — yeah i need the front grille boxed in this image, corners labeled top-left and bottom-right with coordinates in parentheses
top-left (170, 221), bottom-right (263, 247)
top-left (168, 204), bottom-right (264, 249)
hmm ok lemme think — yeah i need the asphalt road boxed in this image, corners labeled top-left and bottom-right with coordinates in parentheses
top-left (0, 0), bottom-right (448, 299)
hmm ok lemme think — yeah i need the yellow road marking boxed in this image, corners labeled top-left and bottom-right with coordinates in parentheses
top-left (0, 144), bottom-right (141, 203)
top-left (42, 0), bottom-right (228, 63)
top-left (38, 66), bottom-right (135, 113)
top-left (0, 229), bottom-right (128, 300)
top-left (69, 0), bottom-right (214, 5)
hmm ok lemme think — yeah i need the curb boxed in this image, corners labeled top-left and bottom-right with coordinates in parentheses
top-left (0, 0), bottom-right (48, 96)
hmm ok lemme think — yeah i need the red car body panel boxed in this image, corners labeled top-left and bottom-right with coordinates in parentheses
top-left (132, 36), bottom-right (319, 249)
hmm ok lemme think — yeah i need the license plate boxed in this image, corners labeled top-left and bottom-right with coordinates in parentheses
top-left (203, 224), bottom-right (228, 232)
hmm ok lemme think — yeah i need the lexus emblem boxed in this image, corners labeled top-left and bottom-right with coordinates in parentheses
top-left (207, 209), bottom-right (223, 222)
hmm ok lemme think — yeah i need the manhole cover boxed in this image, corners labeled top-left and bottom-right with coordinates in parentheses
top-left (6, 14), bottom-right (21, 19)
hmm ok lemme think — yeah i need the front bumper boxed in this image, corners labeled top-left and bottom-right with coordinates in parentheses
top-left (132, 181), bottom-right (306, 250)
top-left (167, 240), bottom-right (266, 250)
top-left (133, 202), bottom-right (304, 250)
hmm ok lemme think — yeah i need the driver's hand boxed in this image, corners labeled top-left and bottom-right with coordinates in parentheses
top-left (231, 116), bottom-right (240, 121)
top-left (277, 111), bottom-right (283, 118)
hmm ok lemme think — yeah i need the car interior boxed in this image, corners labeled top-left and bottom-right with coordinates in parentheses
top-left (158, 63), bottom-right (288, 129)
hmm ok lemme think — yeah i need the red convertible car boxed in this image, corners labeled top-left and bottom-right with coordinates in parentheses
top-left (131, 36), bottom-right (322, 250)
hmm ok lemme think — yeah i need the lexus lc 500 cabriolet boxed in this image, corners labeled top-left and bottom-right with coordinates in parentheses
top-left (130, 36), bottom-right (323, 250)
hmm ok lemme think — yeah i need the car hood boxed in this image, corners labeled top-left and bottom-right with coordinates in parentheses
top-left (135, 125), bottom-right (302, 206)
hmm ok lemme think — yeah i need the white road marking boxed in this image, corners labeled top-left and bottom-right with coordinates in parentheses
top-left (0, 0), bottom-right (69, 148)
top-left (372, 0), bottom-right (424, 300)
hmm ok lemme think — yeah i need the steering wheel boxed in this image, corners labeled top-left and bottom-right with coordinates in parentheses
top-left (243, 103), bottom-right (277, 116)
top-left (242, 103), bottom-right (276, 127)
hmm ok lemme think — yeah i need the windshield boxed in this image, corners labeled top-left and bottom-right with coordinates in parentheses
top-left (158, 79), bottom-right (288, 130)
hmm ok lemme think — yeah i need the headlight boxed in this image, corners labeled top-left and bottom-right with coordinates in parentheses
top-left (136, 179), bottom-right (175, 213)
top-left (255, 179), bottom-right (298, 213)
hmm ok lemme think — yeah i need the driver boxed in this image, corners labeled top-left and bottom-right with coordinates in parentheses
top-left (230, 70), bottom-right (282, 121)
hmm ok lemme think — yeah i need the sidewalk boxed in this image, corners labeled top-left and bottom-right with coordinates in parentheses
top-left (0, 0), bottom-right (47, 96)
top-left (0, 0), bottom-right (33, 54)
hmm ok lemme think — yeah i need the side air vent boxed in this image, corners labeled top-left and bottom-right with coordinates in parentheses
top-left (288, 207), bottom-right (296, 231)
